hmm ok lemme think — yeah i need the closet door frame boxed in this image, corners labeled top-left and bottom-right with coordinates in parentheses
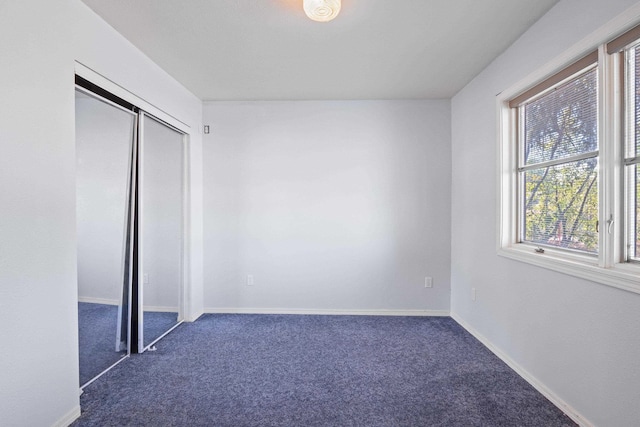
top-left (75, 63), bottom-right (192, 356)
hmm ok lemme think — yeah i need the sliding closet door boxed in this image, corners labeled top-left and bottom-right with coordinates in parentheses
top-left (139, 114), bottom-right (184, 350)
top-left (76, 90), bottom-right (135, 386)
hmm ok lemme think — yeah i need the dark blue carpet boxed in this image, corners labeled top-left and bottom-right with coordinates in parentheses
top-left (78, 302), bottom-right (126, 386)
top-left (73, 315), bottom-right (576, 426)
top-left (144, 311), bottom-right (179, 347)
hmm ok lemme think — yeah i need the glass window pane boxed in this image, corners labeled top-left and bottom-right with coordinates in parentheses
top-left (523, 158), bottom-right (598, 253)
top-left (627, 47), bottom-right (639, 261)
top-left (628, 164), bottom-right (639, 260)
top-left (524, 68), bottom-right (598, 166)
top-left (636, 166), bottom-right (639, 259)
top-left (635, 47), bottom-right (640, 157)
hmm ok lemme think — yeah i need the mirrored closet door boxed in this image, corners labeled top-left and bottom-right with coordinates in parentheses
top-left (76, 77), bottom-right (187, 385)
top-left (75, 88), bottom-right (136, 387)
top-left (138, 113), bottom-right (184, 351)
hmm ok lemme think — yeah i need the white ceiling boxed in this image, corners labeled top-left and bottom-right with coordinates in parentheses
top-left (81, 0), bottom-right (559, 101)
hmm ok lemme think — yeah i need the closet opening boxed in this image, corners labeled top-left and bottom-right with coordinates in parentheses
top-left (75, 75), bottom-right (187, 388)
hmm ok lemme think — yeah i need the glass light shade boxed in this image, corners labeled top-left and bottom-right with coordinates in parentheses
top-left (303, 0), bottom-right (341, 22)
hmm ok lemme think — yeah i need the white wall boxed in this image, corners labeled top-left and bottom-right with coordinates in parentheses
top-left (0, 1), bottom-right (203, 425)
top-left (451, 1), bottom-right (640, 426)
top-left (203, 100), bottom-right (451, 314)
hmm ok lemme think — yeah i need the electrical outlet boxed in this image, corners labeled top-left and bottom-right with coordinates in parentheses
top-left (424, 276), bottom-right (433, 288)
top-left (247, 274), bottom-right (254, 286)
top-left (472, 288), bottom-right (476, 301)
top-left (144, 274), bottom-right (149, 284)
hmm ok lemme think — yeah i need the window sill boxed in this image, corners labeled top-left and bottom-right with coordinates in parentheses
top-left (498, 244), bottom-right (640, 295)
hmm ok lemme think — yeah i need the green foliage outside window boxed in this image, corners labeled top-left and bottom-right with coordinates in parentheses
top-left (522, 69), bottom-right (599, 253)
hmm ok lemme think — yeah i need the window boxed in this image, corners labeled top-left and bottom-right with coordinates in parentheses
top-left (498, 25), bottom-right (640, 294)
top-left (625, 44), bottom-right (640, 261)
top-left (519, 65), bottom-right (599, 254)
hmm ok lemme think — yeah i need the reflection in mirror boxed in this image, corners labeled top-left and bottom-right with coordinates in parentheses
top-left (76, 89), bottom-right (135, 386)
top-left (140, 115), bottom-right (183, 349)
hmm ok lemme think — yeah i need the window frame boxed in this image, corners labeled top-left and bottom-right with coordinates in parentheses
top-left (497, 32), bottom-right (640, 295)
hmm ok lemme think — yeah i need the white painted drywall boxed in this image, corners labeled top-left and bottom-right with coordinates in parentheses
top-left (203, 100), bottom-right (451, 313)
top-left (0, 1), bottom-right (203, 425)
top-left (0, 2), bottom-right (79, 425)
top-left (450, 1), bottom-right (640, 425)
top-left (76, 93), bottom-right (135, 305)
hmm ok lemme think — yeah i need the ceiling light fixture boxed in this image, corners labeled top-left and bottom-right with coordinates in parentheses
top-left (303, 0), bottom-right (341, 22)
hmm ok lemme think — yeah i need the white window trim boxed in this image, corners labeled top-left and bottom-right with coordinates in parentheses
top-left (496, 6), bottom-right (640, 296)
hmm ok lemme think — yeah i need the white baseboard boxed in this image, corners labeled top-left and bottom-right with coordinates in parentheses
top-left (52, 405), bottom-right (81, 427)
top-left (144, 305), bottom-right (179, 313)
top-left (204, 307), bottom-right (450, 317)
top-left (450, 312), bottom-right (593, 427)
top-left (78, 296), bottom-right (119, 305)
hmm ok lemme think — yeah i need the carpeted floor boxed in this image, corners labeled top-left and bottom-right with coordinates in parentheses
top-left (78, 302), bottom-right (126, 386)
top-left (144, 311), bottom-right (179, 347)
top-left (79, 302), bottom-right (178, 385)
top-left (73, 314), bottom-right (576, 426)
